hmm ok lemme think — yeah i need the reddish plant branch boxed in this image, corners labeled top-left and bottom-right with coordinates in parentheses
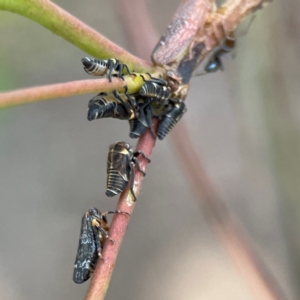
top-left (0, 73), bottom-right (163, 108)
top-left (85, 124), bottom-right (157, 300)
top-left (0, 79), bottom-right (122, 108)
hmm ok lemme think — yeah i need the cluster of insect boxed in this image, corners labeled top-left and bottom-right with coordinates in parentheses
top-left (73, 57), bottom-right (189, 284)
top-left (73, 142), bottom-right (150, 283)
top-left (82, 57), bottom-right (187, 140)
top-left (72, 37), bottom-right (235, 284)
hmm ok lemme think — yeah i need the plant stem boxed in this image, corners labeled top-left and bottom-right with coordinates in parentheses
top-left (85, 123), bottom-right (157, 300)
top-left (0, 0), bottom-right (155, 73)
top-left (0, 73), bottom-right (162, 108)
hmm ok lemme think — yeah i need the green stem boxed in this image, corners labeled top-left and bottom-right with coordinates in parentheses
top-left (0, 0), bottom-right (155, 73)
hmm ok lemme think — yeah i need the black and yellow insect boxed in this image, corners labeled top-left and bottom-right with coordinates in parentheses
top-left (128, 97), bottom-right (158, 138)
top-left (87, 86), bottom-right (157, 138)
top-left (87, 88), bottom-right (136, 121)
top-left (73, 208), bottom-right (130, 284)
top-left (139, 74), bottom-right (171, 104)
top-left (157, 101), bottom-right (187, 140)
top-left (106, 142), bottom-right (150, 201)
top-left (81, 57), bottom-right (131, 82)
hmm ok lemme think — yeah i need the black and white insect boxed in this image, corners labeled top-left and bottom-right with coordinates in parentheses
top-left (129, 118), bottom-right (147, 139)
top-left (157, 101), bottom-right (187, 140)
top-left (87, 86), bottom-right (157, 138)
top-left (87, 87), bottom-right (137, 121)
top-left (73, 207), bottom-right (130, 284)
top-left (139, 74), bottom-right (171, 104)
top-left (128, 97), bottom-right (158, 138)
top-left (106, 142), bottom-right (151, 201)
top-left (81, 57), bottom-right (131, 82)
top-left (128, 98), bottom-right (187, 141)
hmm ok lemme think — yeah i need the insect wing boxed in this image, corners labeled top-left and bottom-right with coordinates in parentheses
top-left (107, 150), bottom-right (131, 182)
top-left (73, 213), bottom-right (98, 284)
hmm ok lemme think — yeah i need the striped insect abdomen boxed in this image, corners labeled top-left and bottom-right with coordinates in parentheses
top-left (82, 57), bottom-right (107, 76)
top-left (158, 102), bottom-right (187, 140)
top-left (129, 118), bottom-right (147, 138)
top-left (88, 94), bottom-right (132, 121)
top-left (106, 149), bottom-right (131, 197)
top-left (140, 82), bottom-right (171, 101)
top-left (88, 98), bottom-right (118, 121)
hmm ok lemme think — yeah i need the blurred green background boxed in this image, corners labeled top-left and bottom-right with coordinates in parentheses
top-left (0, 0), bottom-right (298, 299)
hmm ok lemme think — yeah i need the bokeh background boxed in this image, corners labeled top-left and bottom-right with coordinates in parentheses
top-left (0, 0), bottom-right (298, 299)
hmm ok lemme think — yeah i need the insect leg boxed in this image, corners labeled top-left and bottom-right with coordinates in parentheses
top-left (132, 156), bottom-right (146, 176)
top-left (107, 59), bottom-right (117, 82)
top-left (129, 162), bottom-right (137, 201)
top-left (145, 73), bottom-right (167, 86)
top-left (134, 150), bottom-right (151, 163)
top-left (96, 225), bottom-right (115, 244)
top-left (103, 210), bottom-right (131, 217)
top-left (140, 74), bottom-right (147, 82)
top-left (123, 85), bottom-right (137, 109)
top-left (120, 63), bottom-right (131, 76)
top-left (91, 224), bottom-right (105, 261)
top-left (112, 89), bottom-right (134, 116)
top-left (144, 105), bottom-right (157, 138)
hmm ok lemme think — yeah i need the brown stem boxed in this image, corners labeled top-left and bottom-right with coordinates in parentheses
top-left (85, 123), bottom-right (157, 300)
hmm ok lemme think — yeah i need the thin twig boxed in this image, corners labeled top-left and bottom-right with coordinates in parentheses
top-left (0, 72), bottom-right (162, 109)
top-left (0, 0), bottom-right (155, 73)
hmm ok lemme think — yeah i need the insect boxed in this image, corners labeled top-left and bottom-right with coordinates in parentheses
top-left (87, 87), bottom-right (157, 138)
top-left (204, 35), bottom-right (235, 73)
top-left (87, 87), bottom-right (136, 121)
top-left (129, 118), bottom-right (147, 138)
top-left (139, 74), bottom-right (171, 104)
top-left (157, 101), bottom-right (187, 140)
top-left (106, 142), bottom-right (151, 201)
top-left (127, 104), bottom-right (157, 139)
top-left (73, 207), bottom-right (130, 284)
top-left (81, 57), bottom-right (131, 82)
